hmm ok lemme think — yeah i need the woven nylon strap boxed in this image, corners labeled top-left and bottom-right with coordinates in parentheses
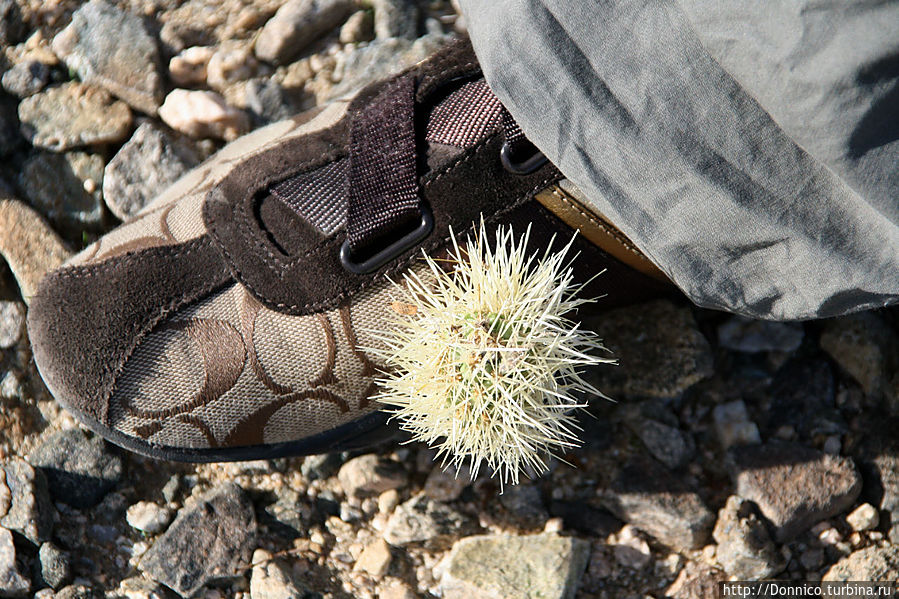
top-left (346, 75), bottom-right (421, 257)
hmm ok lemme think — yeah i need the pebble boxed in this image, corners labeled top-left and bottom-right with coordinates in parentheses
top-left (0, 372), bottom-right (22, 400)
top-left (139, 483), bottom-right (256, 598)
top-left (126, 501), bottom-right (174, 535)
top-left (585, 300), bottom-right (714, 399)
top-left (599, 457), bottom-right (715, 552)
top-left (249, 549), bottom-right (306, 599)
top-left (103, 121), bottom-right (200, 220)
top-left (822, 545), bottom-right (899, 582)
top-left (338, 454), bottom-right (407, 496)
top-left (168, 46), bottom-right (215, 88)
top-left (378, 489), bottom-right (401, 514)
top-left (728, 442), bottom-right (861, 541)
top-left (820, 312), bottom-right (896, 397)
top-left (423, 465), bottom-right (471, 503)
top-left (665, 561), bottom-right (727, 599)
top-left (0, 198), bottom-right (71, 301)
top-left (712, 495), bottom-right (785, 580)
top-left (207, 41), bottom-right (260, 90)
top-left (0, 457), bottom-right (53, 544)
top-left (712, 400), bottom-right (761, 450)
top-left (20, 151), bottom-right (105, 231)
top-left (53, 585), bottom-right (102, 599)
top-left (0, 301), bottom-right (25, 349)
top-left (799, 547), bottom-right (823, 571)
top-left (384, 493), bottom-right (476, 546)
top-left (243, 79), bottom-right (307, 124)
top-left (354, 538), bottom-right (392, 577)
top-left (27, 428), bottom-right (123, 509)
top-left (255, 0), bottom-right (357, 65)
top-left (114, 576), bottom-right (170, 599)
top-left (1, 60), bottom-right (50, 98)
top-left (300, 452), bottom-right (343, 481)
top-left (845, 503), bottom-right (879, 532)
top-left (630, 418), bottom-right (695, 469)
top-left (0, 526), bottom-right (30, 597)
top-left (371, 0), bottom-right (419, 40)
top-left (378, 579), bottom-right (416, 599)
top-left (35, 542), bottom-right (72, 590)
top-left (0, 0), bottom-right (25, 47)
top-left (611, 525), bottom-right (652, 570)
top-left (439, 532), bottom-right (590, 599)
top-left (51, 0), bottom-right (164, 114)
top-left (158, 89), bottom-right (250, 141)
top-left (18, 83), bottom-right (132, 151)
top-left (340, 10), bottom-right (374, 43)
top-left (717, 317), bottom-right (804, 353)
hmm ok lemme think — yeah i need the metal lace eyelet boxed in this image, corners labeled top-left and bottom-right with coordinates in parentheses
top-left (500, 141), bottom-right (548, 175)
top-left (339, 203), bottom-right (434, 275)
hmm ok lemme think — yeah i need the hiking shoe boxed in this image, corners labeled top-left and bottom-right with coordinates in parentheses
top-left (27, 38), bottom-right (673, 462)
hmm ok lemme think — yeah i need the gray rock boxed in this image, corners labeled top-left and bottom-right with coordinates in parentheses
top-left (585, 300), bottom-right (714, 399)
top-left (262, 488), bottom-right (314, 538)
top-left (820, 312), bottom-right (897, 398)
top-left (35, 542), bottom-right (72, 590)
top-left (0, 527), bottom-right (29, 597)
top-left (728, 442), bottom-right (861, 542)
top-left (300, 453), bottom-right (343, 481)
top-left (18, 83), bottom-right (132, 151)
top-left (20, 151), bottom-right (105, 231)
top-left (371, 0), bottom-right (419, 40)
top-left (499, 483), bottom-right (548, 524)
top-left (423, 465), bottom-right (472, 503)
top-left (255, 0), bottom-right (357, 65)
top-left (384, 493), bottom-right (477, 546)
top-left (244, 79), bottom-right (306, 124)
top-left (338, 454), bottom-right (407, 496)
top-left (439, 533), bottom-right (589, 599)
top-left (139, 483), bottom-right (256, 598)
top-left (0, 457), bottom-right (53, 544)
top-left (712, 496), bottom-right (785, 580)
top-left (0, 300), bottom-right (25, 348)
top-left (599, 457), bottom-right (714, 551)
top-left (717, 317), bottom-right (804, 353)
top-left (0, 0), bottom-right (25, 47)
top-left (1, 61), bottom-right (51, 98)
top-left (51, 0), bottom-right (164, 114)
top-left (630, 419), bottom-right (695, 469)
top-left (126, 501), bottom-right (173, 535)
top-left (103, 121), bottom-right (199, 220)
top-left (822, 545), bottom-right (899, 582)
top-left (27, 428), bottom-right (123, 509)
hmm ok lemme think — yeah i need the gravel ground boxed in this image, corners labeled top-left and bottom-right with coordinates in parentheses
top-left (1, 1), bottom-right (898, 598)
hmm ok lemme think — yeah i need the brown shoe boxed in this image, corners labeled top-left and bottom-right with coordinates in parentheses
top-left (27, 38), bottom-right (673, 462)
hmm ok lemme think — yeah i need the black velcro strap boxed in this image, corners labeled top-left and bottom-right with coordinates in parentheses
top-left (346, 75), bottom-right (421, 257)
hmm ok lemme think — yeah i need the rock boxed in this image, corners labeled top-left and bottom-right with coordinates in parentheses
top-left (712, 400), bottom-right (761, 450)
top-left (0, 372), bottom-right (22, 400)
top-left (249, 549), bottom-right (306, 599)
top-left (0, 527), bottom-right (29, 597)
top-left (243, 79), bottom-right (306, 124)
top-left (499, 483), bottom-right (548, 524)
top-left (423, 465), bottom-right (471, 503)
top-left (439, 533), bottom-right (589, 599)
top-left (610, 525), bottom-right (652, 570)
top-left (822, 545), bottom-right (899, 582)
top-left (139, 483), bottom-right (256, 598)
top-left (378, 579), bottom-right (416, 599)
top-left (717, 317), bottom-right (803, 353)
top-left (126, 501), bottom-right (174, 535)
top-left (0, 301), bottom-right (25, 348)
top-left (102, 121), bottom-right (200, 220)
top-left (255, 0), bottom-right (357, 64)
top-left (384, 493), bottom-right (476, 546)
top-left (35, 542), bottom-right (71, 590)
top-left (585, 300), bottom-right (714, 399)
top-left (0, 198), bottom-right (71, 301)
top-left (599, 457), bottom-right (714, 552)
top-left (665, 561), bottom-right (727, 599)
top-left (354, 538), bottom-right (392, 577)
top-left (712, 496), bottom-right (785, 580)
top-left (20, 151), bottom-right (105, 230)
top-left (630, 419), bottom-right (695, 469)
top-left (0, 0), bottom-right (25, 47)
top-left (339, 10), bottom-right (374, 43)
top-left (300, 453), bottom-right (342, 481)
top-left (371, 0), bottom-right (419, 39)
top-left (51, 0), bottom-right (164, 114)
top-left (115, 576), bottom-right (171, 599)
top-left (0, 457), bottom-right (53, 544)
top-left (549, 501), bottom-right (622, 538)
top-left (168, 46), bottom-right (214, 87)
top-left (18, 83), bottom-right (132, 151)
top-left (158, 89), bottom-right (250, 141)
top-left (338, 454), bottom-right (407, 496)
top-left (207, 42), bottom-right (259, 90)
top-left (820, 313), bottom-right (897, 398)
top-left (1, 60), bottom-right (50, 98)
top-left (53, 585), bottom-right (102, 599)
top-left (728, 442), bottom-right (861, 541)
top-left (845, 503), bottom-right (879, 532)
top-left (27, 428), bottom-right (123, 509)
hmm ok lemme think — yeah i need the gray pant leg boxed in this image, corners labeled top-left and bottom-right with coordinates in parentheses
top-left (459, 0), bottom-right (899, 320)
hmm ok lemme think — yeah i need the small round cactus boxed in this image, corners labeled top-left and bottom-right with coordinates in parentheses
top-left (369, 221), bottom-right (614, 485)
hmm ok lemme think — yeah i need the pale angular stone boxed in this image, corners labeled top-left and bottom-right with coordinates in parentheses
top-left (158, 89), bottom-right (250, 141)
